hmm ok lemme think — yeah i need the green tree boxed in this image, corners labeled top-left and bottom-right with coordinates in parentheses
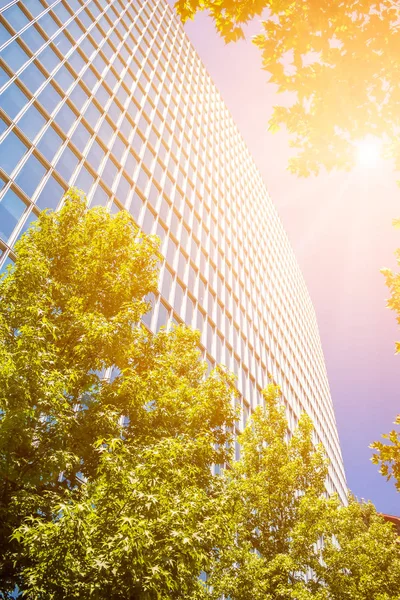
top-left (206, 385), bottom-right (400, 599)
top-left (206, 383), bottom-right (331, 599)
top-left (317, 499), bottom-right (400, 599)
top-left (0, 189), bottom-right (236, 598)
top-left (175, 0), bottom-right (400, 176)
top-left (2, 191), bottom-right (399, 598)
top-left (13, 346), bottom-right (236, 599)
top-left (371, 226), bottom-right (400, 491)
top-left (371, 414), bottom-right (400, 491)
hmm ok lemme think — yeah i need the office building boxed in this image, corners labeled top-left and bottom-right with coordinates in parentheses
top-left (0, 0), bottom-right (347, 502)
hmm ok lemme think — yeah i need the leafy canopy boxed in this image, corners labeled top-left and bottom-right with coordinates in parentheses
top-left (1, 190), bottom-right (399, 598)
top-left (371, 221), bottom-right (400, 491)
top-left (175, 0), bottom-right (400, 176)
top-left (205, 385), bottom-right (400, 600)
top-left (0, 189), bottom-right (236, 598)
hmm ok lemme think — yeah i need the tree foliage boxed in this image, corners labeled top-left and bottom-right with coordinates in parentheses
top-left (175, 0), bottom-right (400, 176)
top-left (0, 189), bottom-right (236, 598)
top-left (371, 225), bottom-right (400, 491)
top-left (205, 385), bottom-right (400, 599)
top-left (1, 190), bottom-right (399, 598)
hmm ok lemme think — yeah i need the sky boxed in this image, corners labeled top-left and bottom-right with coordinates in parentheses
top-left (181, 12), bottom-right (400, 515)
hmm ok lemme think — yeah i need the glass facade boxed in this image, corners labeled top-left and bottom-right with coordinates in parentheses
top-left (0, 0), bottom-right (347, 501)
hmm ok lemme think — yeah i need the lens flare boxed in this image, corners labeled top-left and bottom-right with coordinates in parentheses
top-left (355, 138), bottom-right (382, 168)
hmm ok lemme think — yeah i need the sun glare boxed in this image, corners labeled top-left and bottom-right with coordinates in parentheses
top-left (354, 138), bottom-right (382, 168)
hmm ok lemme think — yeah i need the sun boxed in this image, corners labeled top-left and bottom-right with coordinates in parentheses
top-left (354, 137), bottom-right (382, 168)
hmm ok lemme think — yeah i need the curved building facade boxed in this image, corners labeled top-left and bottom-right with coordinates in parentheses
top-left (0, 0), bottom-right (347, 502)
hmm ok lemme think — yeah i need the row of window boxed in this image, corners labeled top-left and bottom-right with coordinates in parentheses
top-left (1, 43), bottom-right (316, 408)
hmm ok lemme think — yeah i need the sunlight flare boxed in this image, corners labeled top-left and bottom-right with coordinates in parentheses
top-left (354, 137), bottom-right (382, 168)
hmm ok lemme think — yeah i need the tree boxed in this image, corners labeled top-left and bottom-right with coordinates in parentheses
top-left (0, 189), bottom-right (236, 598)
top-left (12, 338), bottom-right (236, 599)
top-left (371, 414), bottom-right (400, 492)
top-left (371, 225), bottom-right (400, 491)
top-left (206, 385), bottom-right (400, 599)
top-left (2, 191), bottom-right (399, 598)
top-left (175, 0), bottom-right (400, 176)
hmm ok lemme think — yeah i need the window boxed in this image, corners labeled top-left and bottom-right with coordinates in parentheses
top-left (90, 184), bottom-right (109, 207)
top-left (37, 127), bottom-right (63, 162)
top-left (38, 12), bottom-right (60, 37)
top-left (82, 67), bottom-right (98, 91)
top-left (53, 32), bottom-right (73, 56)
top-left (0, 131), bottom-right (27, 175)
top-left (75, 166), bottom-right (95, 195)
top-left (80, 37), bottom-right (97, 61)
top-left (69, 83), bottom-right (89, 110)
top-left (116, 174), bottom-right (130, 203)
top-left (143, 146), bottom-right (155, 171)
top-left (110, 201), bottom-right (120, 215)
top-left (136, 168), bottom-right (149, 194)
top-left (206, 321), bottom-right (214, 354)
top-left (161, 267), bottom-right (173, 301)
top-left (158, 196), bottom-right (170, 224)
top-left (116, 85), bottom-right (128, 107)
top-left (68, 50), bottom-right (86, 75)
top-left (198, 277), bottom-right (206, 306)
top-left (19, 62), bottom-right (46, 94)
top-left (101, 157), bottom-right (118, 189)
top-left (84, 102), bottom-right (102, 129)
top-left (196, 308), bottom-right (205, 341)
top-left (166, 236), bottom-right (177, 267)
top-left (98, 119), bottom-right (114, 145)
top-left (177, 250), bottom-right (186, 280)
top-left (24, 0), bottom-right (44, 17)
top-left (1, 40), bottom-right (29, 72)
top-left (93, 54), bottom-right (107, 76)
top-left (38, 83), bottom-right (62, 114)
top-left (66, 20), bottom-right (84, 43)
top-left (56, 146), bottom-right (79, 183)
top-left (108, 100), bottom-right (122, 123)
top-left (53, 2), bottom-right (72, 25)
top-left (36, 176), bottom-right (65, 211)
top-left (54, 103), bottom-right (77, 134)
top-left (71, 122), bottom-right (91, 153)
top-left (156, 301), bottom-right (169, 331)
top-left (147, 183), bottom-right (159, 209)
top-left (129, 191), bottom-right (143, 222)
top-left (0, 189), bottom-right (26, 242)
top-left (124, 151), bottom-right (137, 179)
top-left (13, 211), bottom-right (37, 245)
top-left (185, 296), bottom-right (194, 326)
top-left (17, 105), bottom-right (46, 141)
top-left (15, 154), bottom-right (47, 198)
top-left (95, 84), bottom-right (111, 106)
top-left (137, 113), bottom-right (149, 136)
top-left (87, 140), bottom-right (105, 170)
top-left (38, 46), bottom-right (61, 74)
top-left (0, 118), bottom-right (7, 137)
top-left (0, 25), bottom-right (11, 48)
top-left (1, 83), bottom-right (28, 119)
top-left (120, 114), bottom-right (133, 139)
top-left (141, 303), bottom-right (153, 329)
top-left (127, 100), bottom-right (138, 122)
top-left (131, 131), bottom-right (144, 155)
top-left (105, 69), bottom-right (118, 91)
top-left (111, 136), bottom-right (127, 162)
top-left (156, 220), bottom-right (167, 243)
top-left (0, 255), bottom-right (14, 275)
top-left (20, 26), bottom-right (46, 53)
top-left (54, 65), bottom-right (74, 92)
